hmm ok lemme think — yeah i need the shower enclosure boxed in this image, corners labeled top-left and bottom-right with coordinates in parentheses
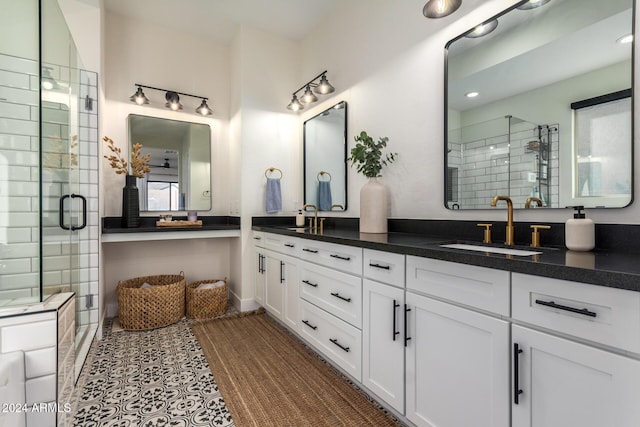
top-left (1, 0), bottom-right (99, 378)
top-left (447, 115), bottom-right (558, 209)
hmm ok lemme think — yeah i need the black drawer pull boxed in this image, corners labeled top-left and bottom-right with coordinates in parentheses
top-left (303, 248), bottom-right (318, 254)
top-left (329, 338), bottom-right (350, 353)
top-left (514, 343), bottom-right (523, 404)
top-left (284, 243), bottom-right (295, 248)
top-left (253, 236), bottom-right (261, 240)
top-left (369, 263), bottom-right (391, 270)
top-left (302, 320), bottom-right (317, 330)
top-left (330, 254), bottom-right (351, 261)
top-left (330, 292), bottom-right (351, 302)
top-left (535, 299), bottom-right (597, 318)
top-left (302, 280), bottom-right (318, 288)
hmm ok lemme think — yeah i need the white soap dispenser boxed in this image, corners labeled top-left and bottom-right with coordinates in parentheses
top-left (565, 206), bottom-right (594, 251)
top-left (296, 209), bottom-right (305, 227)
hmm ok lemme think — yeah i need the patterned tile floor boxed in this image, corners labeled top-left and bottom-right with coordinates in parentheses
top-left (72, 318), bottom-right (235, 426)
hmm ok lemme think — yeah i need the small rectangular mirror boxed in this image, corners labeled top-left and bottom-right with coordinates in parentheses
top-left (304, 101), bottom-right (348, 211)
top-left (128, 114), bottom-right (212, 212)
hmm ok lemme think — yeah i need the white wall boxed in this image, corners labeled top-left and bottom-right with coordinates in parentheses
top-left (298, 0), bottom-right (640, 224)
top-left (102, 11), bottom-right (230, 216)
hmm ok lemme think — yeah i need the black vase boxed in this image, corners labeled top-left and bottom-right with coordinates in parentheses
top-left (122, 175), bottom-right (141, 228)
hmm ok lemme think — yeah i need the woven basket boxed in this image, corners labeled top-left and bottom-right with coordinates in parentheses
top-left (117, 273), bottom-right (186, 330)
top-left (186, 279), bottom-right (228, 319)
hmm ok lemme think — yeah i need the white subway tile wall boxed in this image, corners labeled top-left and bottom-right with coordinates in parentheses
top-left (0, 54), bottom-right (99, 339)
top-left (448, 122), bottom-right (559, 209)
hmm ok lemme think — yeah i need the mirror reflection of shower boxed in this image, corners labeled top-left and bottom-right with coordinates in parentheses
top-left (447, 115), bottom-right (559, 209)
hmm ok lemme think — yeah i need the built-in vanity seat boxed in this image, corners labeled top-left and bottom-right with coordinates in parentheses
top-left (252, 223), bottom-right (640, 427)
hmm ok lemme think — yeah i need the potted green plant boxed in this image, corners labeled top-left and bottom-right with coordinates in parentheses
top-left (348, 131), bottom-right (397, 233)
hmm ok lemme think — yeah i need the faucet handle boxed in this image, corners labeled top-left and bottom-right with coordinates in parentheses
top-left (530, 225), bottom-right (551, 248)
top-left (477, 223), bottom-right (493, 244)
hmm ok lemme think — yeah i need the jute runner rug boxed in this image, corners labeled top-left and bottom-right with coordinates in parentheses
top-left (192, 312), bottom-right (400, 426)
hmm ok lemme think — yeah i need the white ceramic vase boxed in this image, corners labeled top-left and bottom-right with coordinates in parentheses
top-left (360, 177), bottom-right (388, 233)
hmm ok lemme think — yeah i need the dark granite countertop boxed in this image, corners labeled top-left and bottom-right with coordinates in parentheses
top-left (102, 216), bottom-right (240, 234)
top-left (252, 218), bottom-right (640, 293)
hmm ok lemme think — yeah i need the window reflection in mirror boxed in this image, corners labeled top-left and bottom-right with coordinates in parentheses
top-left (127, 114), bottom-right (212, 212)
top-left (304, 101), bottom-right (348, 211)
top-left (445, 0), bottom-right (633, 209)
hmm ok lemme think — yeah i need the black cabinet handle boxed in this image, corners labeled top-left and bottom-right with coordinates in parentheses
top-left (392, 299), bottom-right (400, 341)
top-left (253, 236), bottom-right (262, 240)
top-left (535, 299), bottom-right (597, 318)
top-left (302, 248), bottom-right (318, 254)
top-left (280, 261), bottom-right (285, 283)
top-left (302, 320), bottom-right (317, 330)
top-left (330, 292), bottom-right (351, 302)
top-left (302, 280), bottom-right (318, 288)
top-left (404, 304), bottom-right (412, 347)
top-left (514, 343), bottom-right (524, 404)
top-left (329, 338), bottom-right (350, 353)
top-left (369, 263), bottom-right (391, 270)
top-left (330, 254), bottom-right (351, 261)
top-left (284, 243), bottom-right (295, 248)
top-left (257, 254), bottom-right (262, 273)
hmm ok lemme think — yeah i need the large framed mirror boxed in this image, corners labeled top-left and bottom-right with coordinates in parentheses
top-left (445, 0), bottom-right (633, 210)
top-left (304, 101), bottom-right (348, 211)
top-left (128, 114), bottom-right (211, 212)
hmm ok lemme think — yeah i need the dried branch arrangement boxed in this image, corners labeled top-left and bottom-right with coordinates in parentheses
top-left (103, 136), bottom-right (151, 178)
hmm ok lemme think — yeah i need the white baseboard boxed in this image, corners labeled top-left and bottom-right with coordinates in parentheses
top-left (229, 290), bottom-right (260, 312)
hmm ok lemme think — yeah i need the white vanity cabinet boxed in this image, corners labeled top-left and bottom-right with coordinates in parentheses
top-left (253, 232), bottom-right (265, 306)
top-left (405, 256), bottom-right (510, 427)
top-left (511, 274), bottom-right (640, 427)
top-left (362, 278), bottom-right (405, 413)
top-left (261, 235), bottom-right (300, 330)
top-left (264, 250), bottom-right (299, 330)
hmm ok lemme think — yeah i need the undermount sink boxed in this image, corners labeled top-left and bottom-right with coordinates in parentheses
top-left (440, 243), bottom-right (542, 256)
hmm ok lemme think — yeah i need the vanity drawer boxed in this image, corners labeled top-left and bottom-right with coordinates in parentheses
top-left (406, 256), bottom-right (510, 316)
top-left (252, 231), bottom-right (265, 248)
top-left (263, 233), bottom-right (299, 256)
top-left (363, 249), bottom-right (405, 288)
top-left (512, 273), bottom-right (640, 354)
top-left (299, 299), bottom-right (362, 381)
top-left (299, 240), bottom-right (363, 276)
top-left (299, 262), bottom-right (362, 328)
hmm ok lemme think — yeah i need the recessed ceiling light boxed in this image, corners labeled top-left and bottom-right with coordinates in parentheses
top-left (465, 91), bottom-right (479, 98)
top-left (517, 0), bottom-right (551, 10)
top-left (617, 34), bottom-right (633, 44)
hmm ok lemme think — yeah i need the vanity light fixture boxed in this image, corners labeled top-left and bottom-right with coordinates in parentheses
top-left (516, 0), bottom-right (551, 10)
top-left (129, 84), bottom-right (213, 116)
top-left (465, 19), bottom-right (498, 38)
top-left (423, 0), bottom-right (462, 18)
top-left (286, 71), bottom-right (335, 112)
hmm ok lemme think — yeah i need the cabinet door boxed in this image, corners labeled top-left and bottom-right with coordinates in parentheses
top-left (362, 279), bottom-right (405, 413)
top-left (254, 251), bottom-right (265, 306)
top-left (282, 254), bottom-right (300, 330)
top-left (406, 291), bottom-right (510, 427)
top-left (264, 251), bottom-right (283, 318)
top-left (512, 325), bottom-right (640, 427)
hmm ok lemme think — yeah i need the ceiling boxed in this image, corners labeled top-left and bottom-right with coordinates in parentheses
top-left (103, 0), bottom-right (338, 44)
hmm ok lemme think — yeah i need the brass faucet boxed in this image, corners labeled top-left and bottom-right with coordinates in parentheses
top-left (490, 195), bottom-right (515, 245)
top-left (303, 204), bottom-right (318, 233)
top-left (525, 197), bottom-right (543, 209)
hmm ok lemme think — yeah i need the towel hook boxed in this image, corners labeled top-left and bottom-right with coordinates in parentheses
top-left (317, 171), bottom-right (332, 182)
top-left (265, 167), bottom-right (283, 179)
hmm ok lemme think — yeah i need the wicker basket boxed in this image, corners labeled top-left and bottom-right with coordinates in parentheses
top-left (186, 279), bottom-right (228, 319)
top-left (117, 273), bottom-right (186, 330)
